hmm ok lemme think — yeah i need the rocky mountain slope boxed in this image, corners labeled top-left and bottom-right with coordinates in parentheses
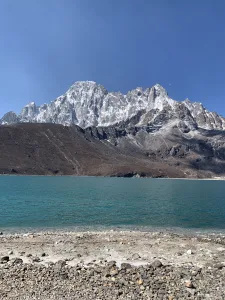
top-left (1, 81), bottom-right (225, 178)
top-left (0, 123), bottom-right (187, 177)
top-left (0, 122), bottom-right (225, 178)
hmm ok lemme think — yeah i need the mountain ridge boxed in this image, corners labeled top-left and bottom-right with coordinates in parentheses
top-left (1, 81), bottom-right (225, 132)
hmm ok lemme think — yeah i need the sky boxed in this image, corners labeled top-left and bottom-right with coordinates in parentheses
top-left (0, 0), bottom-right (225, 117)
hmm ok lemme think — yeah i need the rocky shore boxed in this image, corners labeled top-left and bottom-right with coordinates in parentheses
top-left (0, 230), bottom-right (225, 299)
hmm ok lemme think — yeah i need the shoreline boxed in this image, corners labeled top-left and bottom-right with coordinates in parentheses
top-left (1, 226), bottom-right (225, 236)
top-left (1, 229), bottom-right (225, 267)
top-left (1, 173), bottom-right (225, 180)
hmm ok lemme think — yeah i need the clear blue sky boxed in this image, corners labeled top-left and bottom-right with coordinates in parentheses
top-left (0, 0), bottom-right (225, 117)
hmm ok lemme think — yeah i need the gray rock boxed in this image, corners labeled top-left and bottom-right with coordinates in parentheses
top-left (107, 260), bottom-right (117, 268)
top-left (1, 256), bottom-right (9, 263)
top-left (12, 258), bottom-right (23, 264)
top-left (214, 263), bottom-right (224, 270)
top-left (32, 257), bottom-right (41, 262)
top-left (151, 260), bottom-right (163, 268)
top-left (131, 253), bottom-right (141, 260)
top-left (121, 263), bottom-right (132, 269)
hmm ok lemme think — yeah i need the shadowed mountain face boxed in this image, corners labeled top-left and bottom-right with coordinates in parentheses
top-left (0, 123), bottom-right (224, 178)
top-left (1, 81), bottom-right (225, 178)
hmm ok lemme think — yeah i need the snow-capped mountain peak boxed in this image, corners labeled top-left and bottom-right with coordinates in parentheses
top-left (1, 81), bottom-right (225, 131)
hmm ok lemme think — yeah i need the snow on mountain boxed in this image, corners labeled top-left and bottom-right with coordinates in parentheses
top-left (1, 81), bottom-right (225, 131)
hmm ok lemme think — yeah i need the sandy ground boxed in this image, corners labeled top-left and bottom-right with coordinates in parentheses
top-left (1, 230), bottom-right (225, 268)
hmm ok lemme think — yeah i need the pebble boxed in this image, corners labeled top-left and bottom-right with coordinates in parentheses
top-left (107, 261), bottom-right (116, 268)
top-left (214, 263), bottom-right (224, 270)
top-left (0, 260), bottom-right (224, 299)
top-left (151, 260), bottom-right (163, 268)
top-left (131, 253), bottom-right (141, 260)
top-left (1, 256), bottom-right (9, 263)
top-left (12, 258), bottom-right (23, 264)
top-left (120, 263), bottom-right (132, 269)
top-left (187, 249), bottom-right (193, 255)
top-left (32, 257), bottom-right (41, 262)
top-left (185, 280), bottom-right (194, 288)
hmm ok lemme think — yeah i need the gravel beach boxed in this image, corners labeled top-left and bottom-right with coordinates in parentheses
top-left (0, 230), bottom-right (225, 299)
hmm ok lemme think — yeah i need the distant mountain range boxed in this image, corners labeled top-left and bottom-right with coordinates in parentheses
top-left (1, 81), bottom-right (225, 178)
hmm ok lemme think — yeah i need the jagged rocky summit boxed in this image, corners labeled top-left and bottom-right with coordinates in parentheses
top-left (1, 81), bottom-right (225, 131)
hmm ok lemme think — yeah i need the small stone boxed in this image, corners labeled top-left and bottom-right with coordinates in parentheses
top-left (54, 260), bottom-right (66, 269)
top-left (132, 253), bottom-right (141, 260)
top-left (26, 253), bottom-right (32, 257)
top-left (8, 250), bottom-right (13, 255)
top-left (110, 269), bottom-right (119, 276)
top-left (137, 278), bottom-right (143, 285)
top-left (187, 249), bottom-right (193, 255)
top-left (185, 280), bottom-right (194, 288)
top-left (217, 247), bottom-right (225, 252)
top-left (13, 258), bottom-right (23, 264)
top-left (107, 261), bottom-right (116, 268)
top-left (77, 253), bottom-right (82, 258)
top-left (151, 260), bottom-right (163, 268)
top-left (0, 232), bottom-right (3, 235)
top-left (214, 263), bottom-right (224, 270)
top-left (41, 253), bottom-right (46, 257)
top-left (121, 263), bottom-right (132, 269)
top-left (1, 256), bottom-right (9, 263)
top-left (32, 257), bottom-right (40, 262)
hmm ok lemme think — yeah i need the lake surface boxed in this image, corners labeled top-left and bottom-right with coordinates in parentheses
top-left (0, 176), bottom-right (225, 232)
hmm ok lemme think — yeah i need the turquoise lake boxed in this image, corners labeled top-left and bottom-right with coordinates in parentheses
top-left (0, 176), bottom-right (225, 232)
